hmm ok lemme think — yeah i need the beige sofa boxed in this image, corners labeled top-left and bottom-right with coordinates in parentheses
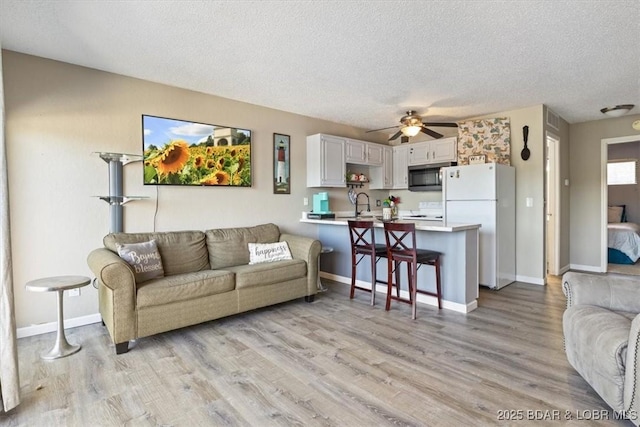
top-left (87, 223), bottom-right (321, 354)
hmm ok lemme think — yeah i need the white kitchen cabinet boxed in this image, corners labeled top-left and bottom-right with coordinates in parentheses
top-left (306, 134), bottom-right (346, 187)
top-left (407, 137), bottom-right (457, 166)
top-left (392, 145), bottom-right (409, 189)
top-left (369, 146), bottom-right (393, 189)
top-left (366, 143), bottom-right (384, 166)
top-left (346, 138), bottom-right (384, 166)
top-left (345, 139), bottom-right (367, 164)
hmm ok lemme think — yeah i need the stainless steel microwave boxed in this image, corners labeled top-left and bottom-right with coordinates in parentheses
top-left (408, 163), bottom-right (453, 191)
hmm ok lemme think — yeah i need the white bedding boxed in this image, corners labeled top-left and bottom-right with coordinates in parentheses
top-left (608, 222), bottom-right (640, 263)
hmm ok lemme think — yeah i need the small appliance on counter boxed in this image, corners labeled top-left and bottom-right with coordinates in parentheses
top-left (308, 192), bottom-right (335, 219)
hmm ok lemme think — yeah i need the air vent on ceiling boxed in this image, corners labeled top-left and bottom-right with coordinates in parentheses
top-left (547, 109), bottom-right (560, 131)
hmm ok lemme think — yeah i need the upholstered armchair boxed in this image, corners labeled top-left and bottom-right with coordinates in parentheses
top-left (562, 271), bottom-right (640, 425)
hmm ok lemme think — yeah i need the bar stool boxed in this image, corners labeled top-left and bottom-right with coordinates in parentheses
top-left (383, 222), bottom-right (442, 319)
top-left (347, 220), bottom-right (390, 306)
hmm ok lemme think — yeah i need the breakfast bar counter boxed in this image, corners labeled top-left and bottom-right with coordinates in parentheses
top-left (301, 216), bottom-right (481, 313)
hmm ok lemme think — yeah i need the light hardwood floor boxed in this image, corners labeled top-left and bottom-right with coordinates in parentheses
top-left (1, 278), bottom-right (631, 426)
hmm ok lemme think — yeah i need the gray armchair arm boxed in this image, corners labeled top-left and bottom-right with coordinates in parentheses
top-left (563, 271), bottom-right (640, 312)
top-left (280, 233), bottom-right (321, 295)
top-left (624, 314), bottom-right (640, 426)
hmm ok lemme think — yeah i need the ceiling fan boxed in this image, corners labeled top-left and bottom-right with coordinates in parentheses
top-left (366, 110), bottom-right (458, 142)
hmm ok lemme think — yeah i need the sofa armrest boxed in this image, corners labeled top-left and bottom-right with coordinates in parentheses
top-left (87, 248), bottom-right (137, 344)
top-left (624, 314), bottom-right (640, 425)
top-left (563, 271), bottom-right (640, 312)
top-left (280, 233), bottom-right (321, 295)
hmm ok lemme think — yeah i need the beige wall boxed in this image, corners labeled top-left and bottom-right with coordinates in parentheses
top-left (2, 50), bottom-right (389, 329)
top-left (570, 115), bottom-right (640, 269)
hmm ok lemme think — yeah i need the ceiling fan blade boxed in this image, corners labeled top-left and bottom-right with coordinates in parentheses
top-left (366, 125), bottom-right (400, 133)
top-left (388, 130), bottom-right (403, 141)
top-left (423, 122), bottom-right (459, 128)
top-left (420, 126), bottom-right (444, 139)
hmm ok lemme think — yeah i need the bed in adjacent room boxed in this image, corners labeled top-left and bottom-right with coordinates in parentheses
top-left (608, 205), bottom-right (640, 265)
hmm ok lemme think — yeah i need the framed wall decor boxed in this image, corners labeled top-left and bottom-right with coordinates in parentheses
top-left (273, 133), bottom-right (290, 194)
top-left (142, 114), bottom-right (252, 186)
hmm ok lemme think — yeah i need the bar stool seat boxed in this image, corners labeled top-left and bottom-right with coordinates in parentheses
top-left (383, 222), bottom-right (442, 319)
top-left (348, 220), bottom-right (390, 306)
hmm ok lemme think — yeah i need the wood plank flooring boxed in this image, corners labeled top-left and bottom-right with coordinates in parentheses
top-left (1, 278), bottom-right (632, 426)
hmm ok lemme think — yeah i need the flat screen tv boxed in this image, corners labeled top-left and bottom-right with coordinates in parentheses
top-left (142, 114), bottom-right (251, 186)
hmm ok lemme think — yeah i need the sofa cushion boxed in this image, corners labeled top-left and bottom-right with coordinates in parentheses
top-left (225, 259), bottom-right (306, 289)
top-left (206, 223), bottom-right (280, 269)
top-left (116, 240), bottom-right (164, 283)
top-left (136, 270), bottom-right (235, 308)
top-left (104, 231), bottom-right (210, 276)
top-left (563, 305), bottom-right (630, 409)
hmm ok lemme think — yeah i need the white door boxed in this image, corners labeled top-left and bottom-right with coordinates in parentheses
top-left (545, 133), bottom-right (560, 276)
top-left (393, 145), bottom-right (409, 189)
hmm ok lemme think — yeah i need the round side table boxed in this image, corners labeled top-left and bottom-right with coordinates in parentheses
top-left (25, 275), bottom-right (91, 360)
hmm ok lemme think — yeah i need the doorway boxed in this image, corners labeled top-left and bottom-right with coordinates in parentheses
top-left (600, 135), bottom-right (640, 272)
top-left (545, 132), bottom-right (560, 276)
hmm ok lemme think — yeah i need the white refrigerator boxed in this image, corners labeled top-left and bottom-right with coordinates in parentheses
top-left (442, 163), bottom-right (516, 290)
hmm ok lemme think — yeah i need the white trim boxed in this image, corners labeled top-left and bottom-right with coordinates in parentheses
top-left (558, 264), bottom-right (570, 275)
top-left (515, 275), bottom-right (545, 285)
top-left (545, 131), bottom-right (561, 276)
top-left (601, 135), bottom-right (640, 272)
top-left (320, 272), bottom-right (478, 313)
top-left (17, 313), bottom-right (102, 339)
top-left (569, 263), bottom-right (603, 273)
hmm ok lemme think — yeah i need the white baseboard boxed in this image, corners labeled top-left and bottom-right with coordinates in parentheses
top-left (569, 264), bottom-right (603, 273)
top-left (557, 264), bottom-right (571, 275)
top-left (17, 313), bottom-right (102, 339)
top-left (320, 272), bottom-right (477, 313)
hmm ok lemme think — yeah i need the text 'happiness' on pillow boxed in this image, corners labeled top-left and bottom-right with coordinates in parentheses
top-left (248, 242), bottom-right (293, 265)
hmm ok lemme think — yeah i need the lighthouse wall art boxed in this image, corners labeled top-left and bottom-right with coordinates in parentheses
top-left (273, 133), bottom-right (290, 194)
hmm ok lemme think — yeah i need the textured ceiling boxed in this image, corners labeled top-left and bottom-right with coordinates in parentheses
top-left (1, 1), bottom-right (639, 131)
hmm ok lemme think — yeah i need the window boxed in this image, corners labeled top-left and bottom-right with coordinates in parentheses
top-left (607, 160), bottom-right (637, 185)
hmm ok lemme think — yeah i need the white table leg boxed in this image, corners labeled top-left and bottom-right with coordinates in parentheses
top-left (41, 289), bottom-right (81, 360)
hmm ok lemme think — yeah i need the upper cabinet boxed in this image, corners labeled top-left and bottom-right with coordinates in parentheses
top-left (306, 134), bottom-right (347, 187)
top-left (346, 138), bottom-right (384, 166)
top-left (369, 146), bottom-right (393, 189)
top-left (408, 137), bottom-right (457, 166)
top-left (392, 145), bottom-right (409, 189)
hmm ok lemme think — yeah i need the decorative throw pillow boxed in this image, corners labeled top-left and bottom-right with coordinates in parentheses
top-left (116, 240), bottom-right (165, 283)
top-left (608, 206), bottom-right (624, 223)
top-left (248, 242), bottom-right (293, 265)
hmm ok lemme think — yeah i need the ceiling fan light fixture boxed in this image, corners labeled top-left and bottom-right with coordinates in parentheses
top-left (401, 125), bottom-right (422, 137)
top-left (600, 104), bottom-right (635, 117)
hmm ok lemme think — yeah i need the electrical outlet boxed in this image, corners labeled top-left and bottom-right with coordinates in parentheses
top-left (376, 199), bottom-right (381, 207)
top-left (303, 197), bottom-right (308, 206)
top-left (68, 288), bottom-right (80, 297)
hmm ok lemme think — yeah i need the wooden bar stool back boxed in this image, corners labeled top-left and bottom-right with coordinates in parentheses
top-left (347, 220), bottom-right (388, 306)
top-left (383, 222), bottom-right (442, 319)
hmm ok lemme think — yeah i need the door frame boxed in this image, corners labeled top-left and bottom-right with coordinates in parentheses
top-left (600, 134), bottom-right (640, 271)
top-left (545, 131), bottom-right (560, 276)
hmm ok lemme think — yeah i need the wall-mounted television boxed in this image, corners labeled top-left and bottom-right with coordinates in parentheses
top-left (142, 114), bottom-right (251, 186)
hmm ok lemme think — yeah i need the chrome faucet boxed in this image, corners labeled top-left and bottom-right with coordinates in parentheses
top-left (355, 192), bottom-right (370, 217)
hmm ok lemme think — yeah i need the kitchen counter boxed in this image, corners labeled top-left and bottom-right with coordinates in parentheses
top-left (300, 216), bottom-right (480, 232)
top-left (302, 214), bottom-right (480, 313)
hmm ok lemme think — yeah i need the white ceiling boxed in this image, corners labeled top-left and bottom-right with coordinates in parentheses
top-left (1, 1), bottom-right (639, 131)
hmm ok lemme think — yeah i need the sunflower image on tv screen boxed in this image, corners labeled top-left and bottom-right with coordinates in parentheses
top-left (142, 115), bottom-right (251, 187)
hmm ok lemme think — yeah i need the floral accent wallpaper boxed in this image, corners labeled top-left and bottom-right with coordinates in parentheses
top-left (457, 118), bottom-right (511, 165)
